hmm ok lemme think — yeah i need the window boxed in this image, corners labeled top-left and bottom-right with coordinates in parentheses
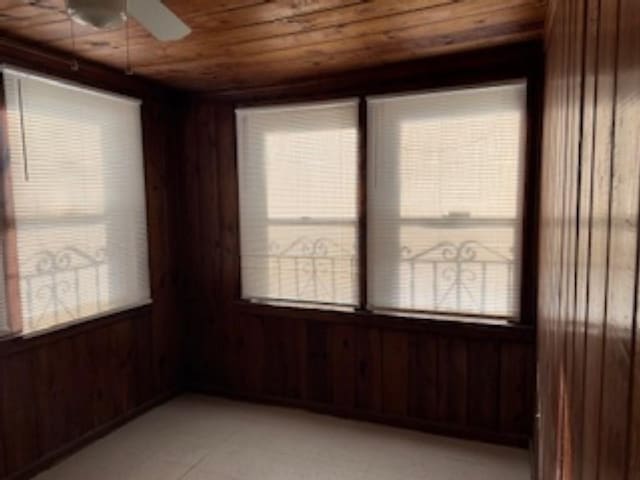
top-left (0, 68), bottom-right (150, 335)
top-left (367, 83), bottom-right (526, 317)
top-left (236, 81), bottom-right (528, 321)
top-left (237, 101), bottom-right (359, 306)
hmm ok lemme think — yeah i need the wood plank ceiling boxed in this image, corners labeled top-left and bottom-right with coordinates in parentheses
top-left (0, 0), bottom-right (546, 92)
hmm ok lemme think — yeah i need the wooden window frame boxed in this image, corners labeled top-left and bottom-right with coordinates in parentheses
top-left (0, 71), bottom-right (23, 334)
top-left (230, 42), bottom-right (543, 327)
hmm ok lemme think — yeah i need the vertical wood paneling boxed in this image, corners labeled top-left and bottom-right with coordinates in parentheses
top-left (133, 313), bottom-right (154, 406)
top-left (539, 0), bottom-right (566, 469)
top-left (177, 45), bottom-right (539, 449)
top-left (307, 321), bottom-right (332, 404)
top-left (263, 317), bottom-right (303, 399)
top-left (629, 0), bottom-right (640, 448)
top-left (499, 343), bottom-right (534, 435)
top-left (1, 353), bottom-right (41, 474)
top-left (612, 2), bottom-right (640, 479)
top-left (540, 0), bottom-right (640, 477)
top-left (239, 315), bottom-right (265, 395)
top-left (571, 0), bottom-right (598, 476)
top-left (581, 0), bottom-right (615, 474)
top-left (409, 333), bottom-right (438, 422)
top-left (597, 0), bottom-right (637, 472)
top-left (142, 100), bottom-right (182, 396)
top-left (437, 337), bottom-right (468, 426)
top-left (467, 340), bottom-right (500, 431)
top-left (0, 308), bottom-right (178, 480)
top-left (196, 103), bottom-right (221, 300)
top-left (355, 327), bottom-right (382, 412)
top-left (0, 81), bottom-right (182, 479)
top-left (382, 332), bottom-right (409, 416)
top-left (330, 325), bottom-right (357, 409)
top-left (216, 102), bottom-right (238, 392)
top-left (33, 340), bottom-right (73, 453)
top-left (71, 331), bottom-right (96, 435)
top-left (217, 102), bottom-right (240, 313)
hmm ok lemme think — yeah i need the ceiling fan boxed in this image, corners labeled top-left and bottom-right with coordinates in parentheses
top-left (65, 0), bottom-right (191, 41)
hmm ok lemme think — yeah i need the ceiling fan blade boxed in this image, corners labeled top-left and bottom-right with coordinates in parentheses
top-left (127, 0), bottom-right (191, 41)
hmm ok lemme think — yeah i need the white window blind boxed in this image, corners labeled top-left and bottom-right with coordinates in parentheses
top-left (3, 69), bottom-right (150, 334)
top-left (237, 100), bottom-right (359, 306)
top-left (367, 82), bottom-right (526, 317)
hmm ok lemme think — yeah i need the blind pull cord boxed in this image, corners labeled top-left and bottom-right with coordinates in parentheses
top-left (16, 79), bottom-right (29, 182)
top-left (69, 18), bottom-right (79, 72)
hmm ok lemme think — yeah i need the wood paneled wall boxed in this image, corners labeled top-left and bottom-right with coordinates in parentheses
top-left (177, 45), bottom-right (541, 447)
top-left (538, 0), bottom-right (640, 478)
top-left (0, 44), bottom-right (183, 480)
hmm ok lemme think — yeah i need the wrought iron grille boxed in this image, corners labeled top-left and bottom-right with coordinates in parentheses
top-left (399, 240), bottom-right (515, 315)
top-left (244, 234), bottom-right (516, 315)
top-left (244, 236), bottom-right (357, 305)
top-left (20, 246), bottom-right (107, 330)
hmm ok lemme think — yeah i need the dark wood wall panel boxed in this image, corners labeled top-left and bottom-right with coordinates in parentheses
top-left (381, 332), bottom-right (409, 417)
top-left (355, 327), bottom-right (382, 412)
top-left (196, 306), bottom-right (535, 445)
top-left (330, 325), bottom-right (357, 409)
top-left (538, 0), bottom-right (640, 478)
top-left (499, 342), bottom-right (534, 436)
top-left (0, 47), bottom-right (183, 480)
top-left (177, 52), bottom-right (539, 444)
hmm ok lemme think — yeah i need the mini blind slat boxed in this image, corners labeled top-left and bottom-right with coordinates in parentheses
top-left (237, 101), bottom-right (359, 306)
top-left (3, 71), bottom-right (150, 333)
top-left (367, 82), bottom-right (527, 317)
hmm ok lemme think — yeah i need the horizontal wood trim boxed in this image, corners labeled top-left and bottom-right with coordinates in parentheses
top-left (0, 305), bottom-right (152, 358)
top-left (234, 301), bottom-right (535, 342)
top-left (0, 36), bottom-right (177, 101)
top-left (205, 41), bottom-right (543, 102)
top-left (192, 385), bottom-right (531, 448)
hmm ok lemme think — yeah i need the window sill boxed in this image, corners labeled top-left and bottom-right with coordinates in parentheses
top-left (20, 300), bottom-right (153, 339)
top-left (241, 298), bottom-right (357, 313)
top-left (0, 301), bottom-right (152, 355)
top-left (370, 308), bottom-right (516, 326)
top-left (234, 299), bottom-right (534, 341)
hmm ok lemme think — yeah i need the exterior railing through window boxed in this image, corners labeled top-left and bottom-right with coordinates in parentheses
top-left (243, 218), bottom-right (518, 316)
top-left (21, 246), bottom-right (107, 331)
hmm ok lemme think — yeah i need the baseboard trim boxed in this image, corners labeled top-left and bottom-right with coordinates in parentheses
top-left (4, 384), bottom-right (529, 480)
top-left (191, 384), bottom-right (530, 449)
top-left (6, 389), bottom-right (180, 480)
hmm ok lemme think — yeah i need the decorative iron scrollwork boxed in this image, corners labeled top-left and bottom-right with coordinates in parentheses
top-left (22, 246), bottom-right (108, 330)
top-left (249, 236), bottom-right (515, 314)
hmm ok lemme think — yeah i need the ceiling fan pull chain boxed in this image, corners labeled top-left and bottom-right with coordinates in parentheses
top-left (125, 18), bottom-right (133, 76)
top-left (68, 18), bottom-right (79, 71)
